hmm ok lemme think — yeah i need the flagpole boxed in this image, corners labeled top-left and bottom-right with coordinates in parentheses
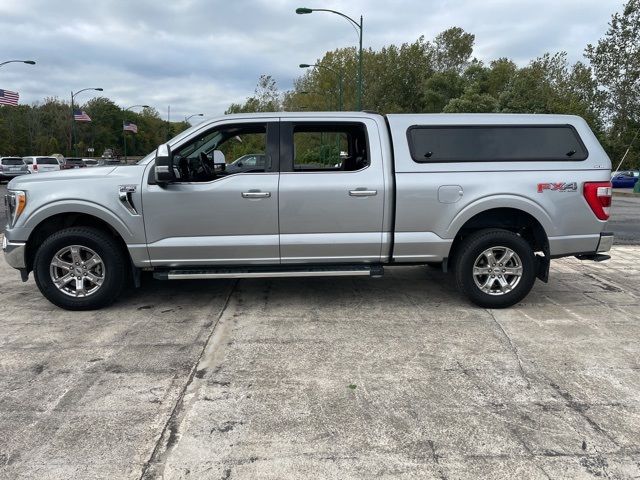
top-left (123, 119), bottom-right (127, 162)
top-left (70, 87), bottom-right (103, 157)
top-left (122, 104), bottom-right (149, 163)
top-left (70, 91), bottom-right (76, 156)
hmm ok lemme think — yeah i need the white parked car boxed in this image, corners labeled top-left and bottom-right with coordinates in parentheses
top-left (22, 156), bottom-right (61, 174)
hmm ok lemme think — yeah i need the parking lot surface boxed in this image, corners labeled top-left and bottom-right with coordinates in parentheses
top-left (1, 246), bottom-right (640, 479)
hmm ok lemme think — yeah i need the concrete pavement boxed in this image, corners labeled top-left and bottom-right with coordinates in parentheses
top-left (610, 194), bottom-right (640, 245)
top-left (1, 247), bottom-right (640, 479)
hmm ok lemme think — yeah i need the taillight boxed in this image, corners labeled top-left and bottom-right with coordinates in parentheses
top-left (583, 181), bottom-right (612, 220)
top-left (33, 163), bottom-right (38, 171)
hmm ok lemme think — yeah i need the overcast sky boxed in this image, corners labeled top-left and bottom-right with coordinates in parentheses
top-left (0, 0), bottom-right (625, 120)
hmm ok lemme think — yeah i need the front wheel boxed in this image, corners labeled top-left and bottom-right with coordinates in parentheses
top-left (33, 227), bottom-right (127, 310)
top-left (454, 229), bottom-right (537, 308)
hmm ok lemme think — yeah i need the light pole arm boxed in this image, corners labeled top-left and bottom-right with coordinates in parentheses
top-left (72, 88), bottom-right (97, 101)
top-left (0, 60), bottom-right (36, 68)
top-left (310, 8), bottom-right (361, 30)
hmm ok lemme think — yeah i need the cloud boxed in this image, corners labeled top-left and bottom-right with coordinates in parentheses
top-left (0, 0), bottom-right (625, 118)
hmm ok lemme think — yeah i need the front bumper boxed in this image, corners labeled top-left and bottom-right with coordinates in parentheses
top-left (597, 232), bottom-right (614, 253)
top-left (2, 236), bottom-right (26, 269)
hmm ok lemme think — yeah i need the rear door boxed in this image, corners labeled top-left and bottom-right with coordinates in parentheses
top-left (278, 117), bottom-right (386, 264)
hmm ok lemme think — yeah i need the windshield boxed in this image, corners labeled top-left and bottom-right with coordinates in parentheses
top-left (2, 158), bottom-right (24, 165)
top-left (136, 120), bottom-right (211, 165)
top-left (65, 158), bottom-right (83, 164)
top-left (136, 151), bottom-right (156, 165)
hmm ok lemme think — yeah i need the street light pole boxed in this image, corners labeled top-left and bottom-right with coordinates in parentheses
top-left (0, 60), bottom-right (36, 68)
top-left (123, 104), bottom-right (150, 162)
top-left (185, 113), bottom-right (204, 124)
top-left (70, 87), bottom-right (103, 156)
top-left (299, 63), bottom-right (343, 111)
top-left (296, 7), bottom-right (363, 110)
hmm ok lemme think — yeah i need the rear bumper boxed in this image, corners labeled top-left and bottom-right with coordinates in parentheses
top-left (2, 236), bottom-right (26, 269)
top-left (573, 232), bottom-right (614, 262)
top-left (549, 231), bottom-right (614, 260)
top-left (596, 231), bottom-right (614, 253)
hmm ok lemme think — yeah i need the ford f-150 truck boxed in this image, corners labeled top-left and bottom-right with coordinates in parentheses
top-left (3, 112), bottom-right (613, 310)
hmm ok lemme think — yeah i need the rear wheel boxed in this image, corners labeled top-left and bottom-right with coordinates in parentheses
top-left (33, 227), bottom-right (127, 310)
top-left (454, 229), bottom-right (536, 308)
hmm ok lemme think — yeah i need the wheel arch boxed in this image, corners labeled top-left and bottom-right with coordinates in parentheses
top-left (24, 211), bottom-right (131, 274)
top-left (446, 206), bottom-right (551, 282)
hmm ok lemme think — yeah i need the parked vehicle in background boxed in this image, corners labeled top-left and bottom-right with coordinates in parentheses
top-left (0, 157), bottom-right (29, 181)
top-left (611, 170), bottom-right (639, 188)
top-left (61, 157), bottom-right (87, 170)
top-left (3, 112), bottom-right (613, 311)
top-left (22, 156), bottom-right (61, 174)
top-left (225, 153), bottom-right (267, 173)
top-left (83, 158), bottom-right (99, 167)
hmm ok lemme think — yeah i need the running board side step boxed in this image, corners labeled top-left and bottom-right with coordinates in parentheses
top-left (153, 264), bottom-right (384, 280)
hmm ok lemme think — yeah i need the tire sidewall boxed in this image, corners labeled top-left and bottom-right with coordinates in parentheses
top-left (457, 230), bottom-right (536, 308)
top-left (33, 228), bottom-right (126, 310)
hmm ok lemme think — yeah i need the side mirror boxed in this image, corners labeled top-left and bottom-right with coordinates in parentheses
top-left (155, 143), bottom-right (175, 183)
top-left (213, 150), bottom-right (226, 165)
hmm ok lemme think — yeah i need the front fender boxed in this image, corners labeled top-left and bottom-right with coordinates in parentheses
top-left (21, 200), bottom-right (136, 242)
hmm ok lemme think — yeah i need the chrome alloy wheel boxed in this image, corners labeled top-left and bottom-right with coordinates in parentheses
top-left (472, 246), bottom-right (523, 296)
top-left (49, 245), bottom-right (105, 297)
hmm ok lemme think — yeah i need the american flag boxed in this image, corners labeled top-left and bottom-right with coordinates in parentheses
top-left (123, 121), bottom-right (138, 134)
top-left (0, 89), bottom-right (19, 106)
top-left (73, 109), bottom-right (91, 122)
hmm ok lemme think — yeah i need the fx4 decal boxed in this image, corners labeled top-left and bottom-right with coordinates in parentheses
top-left (537, 182), bottom-right (578, 193)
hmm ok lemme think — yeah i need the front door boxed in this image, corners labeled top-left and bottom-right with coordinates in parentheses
top-left (278, 119), bottom-right (386, 264)
top-left (142, 119), bottom-right (280, 266)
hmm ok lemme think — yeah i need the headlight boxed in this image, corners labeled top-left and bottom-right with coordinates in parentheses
top-left (4, 190), bottom-right (26, 228)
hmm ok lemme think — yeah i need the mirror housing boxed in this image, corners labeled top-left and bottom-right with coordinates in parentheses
top-left (154, 143), bottom-right (175, 183)
top-left (213, 150), bottom-right (226, 165)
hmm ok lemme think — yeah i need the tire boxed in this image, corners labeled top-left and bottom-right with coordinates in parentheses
top-left (33, 227), bottom-right (127, 310)
top-left (454, 229), bottom-right (536, 308)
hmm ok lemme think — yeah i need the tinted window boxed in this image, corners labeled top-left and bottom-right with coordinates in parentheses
top-left (408, 125), bottom-right (588, 162)
top-left (65, 158), bottom-right (84, 165)
top-left (291, 123), bottom-right (368, 172)
top-left (2, 158), bottom-right (24, 165)
top-left (37, 157), bottom-right (59, 165)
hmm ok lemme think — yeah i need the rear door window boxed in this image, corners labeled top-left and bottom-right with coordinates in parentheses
top-left (407, 125), bottom-right (588, 162)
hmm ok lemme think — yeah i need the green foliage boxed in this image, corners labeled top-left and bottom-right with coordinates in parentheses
top-left (0, 97), bottom-right (188, 158)
top-left (229, 7), bottom-right (637, 168)
top-left (585, 0), bottom-right (640, 167)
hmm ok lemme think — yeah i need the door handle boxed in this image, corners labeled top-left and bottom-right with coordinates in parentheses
top-left (242, 191), bottom-right (271, 198)
top-left (349, 189), bottom-right (377, 197)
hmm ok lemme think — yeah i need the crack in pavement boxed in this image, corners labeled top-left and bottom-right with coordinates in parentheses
top-left (138, 280), bottom-right (239, 480)
top-left (485, 309), bottom-right (531, 390)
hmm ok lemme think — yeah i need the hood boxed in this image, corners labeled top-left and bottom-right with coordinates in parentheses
top-left (8, 166), bottom-right (125, 189)
top-left (9, 166), bottom-right (118, 188)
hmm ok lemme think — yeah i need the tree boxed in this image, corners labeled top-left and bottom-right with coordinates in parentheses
top-left (226, 75), bottom-right (283, 113)
top-left (431, 27), bottom-right (475, 73)
top-left (586, 0), bottom-right (640, 167)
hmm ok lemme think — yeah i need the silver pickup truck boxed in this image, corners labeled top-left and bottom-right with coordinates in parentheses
top-left (3, 112), bottom-right (613, 310)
